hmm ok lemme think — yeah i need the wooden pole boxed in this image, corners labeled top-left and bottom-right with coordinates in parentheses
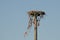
top-left (34, 16), bottom-right (37, 40)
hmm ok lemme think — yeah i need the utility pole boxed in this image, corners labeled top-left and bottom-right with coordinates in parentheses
top-left (34, 15), bottom-right (37, 40)
top-left (24, 10), bottom-right (45, 40)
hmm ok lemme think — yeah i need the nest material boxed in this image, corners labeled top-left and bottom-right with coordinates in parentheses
top-left (28, 10), bottom-right (45, 16)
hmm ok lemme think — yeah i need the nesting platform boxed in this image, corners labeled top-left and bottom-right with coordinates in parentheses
top-left (28, 10), bottom-right (45, 16)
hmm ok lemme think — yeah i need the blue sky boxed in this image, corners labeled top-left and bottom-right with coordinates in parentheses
top-left (0, 0), bottom-right (60, 40)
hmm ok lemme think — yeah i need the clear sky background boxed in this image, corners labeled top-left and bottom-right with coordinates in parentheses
top-left (0, 0), bottom-right (60, 40)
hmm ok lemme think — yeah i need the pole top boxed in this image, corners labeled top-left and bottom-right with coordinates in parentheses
top-left (27, 10), bottom-right (45, 16)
